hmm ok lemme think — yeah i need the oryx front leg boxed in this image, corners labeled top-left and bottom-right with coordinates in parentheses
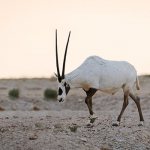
top-left (85, 88), bottom-right (97, 124)
top-left (85, 97), bottom-right (94, 116)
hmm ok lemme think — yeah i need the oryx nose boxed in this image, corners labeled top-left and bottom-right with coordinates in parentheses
top-left (59, 98), bottom-right (63, 102)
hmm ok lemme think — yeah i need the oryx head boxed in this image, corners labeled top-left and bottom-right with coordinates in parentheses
top-left (55, 30), bottom-right (71, 102)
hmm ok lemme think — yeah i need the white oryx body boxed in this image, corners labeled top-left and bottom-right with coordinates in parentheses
top-left (55, 30), bottom-right (144, 126)
top-left (66, 56), bottom-right (139, 93)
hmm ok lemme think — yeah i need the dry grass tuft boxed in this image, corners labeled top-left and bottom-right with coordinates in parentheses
top-left (44, 88), bottom-right (57, 100)
top-left (8, 88), bottom-right (19, 99)
top-left (69, 124), bottom-right (79, 133)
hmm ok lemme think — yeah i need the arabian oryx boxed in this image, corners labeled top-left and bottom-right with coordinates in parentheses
top-left (55, 30), bottom-right (144, 126)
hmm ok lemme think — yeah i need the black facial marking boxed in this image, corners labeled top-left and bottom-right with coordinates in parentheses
top-left (58, 76), bottom-right (62, 83)
top-left (65, 83), bottom-right (70, 95)
top-left (58, 88), bottom-right (63, 95)
top-left (59, 98), bottom-right (63, 102)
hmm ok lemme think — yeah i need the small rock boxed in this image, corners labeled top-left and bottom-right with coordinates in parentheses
top-left (80, 137), bottom-right (87, 142)
top-left (54, 123), bottom-right (63, 129)
top-left (13, 116), bottom-right (18, 119)
top-left (78, 99), bottom-right (83, 102)
top-left (100, 144), bottom-right (113, 150)
top-left (32, 106), bottom-right (40, 111)
top-left (29, 133), bottom-right (38, 140)
top-left (0, 106), bottom-right (5, 111)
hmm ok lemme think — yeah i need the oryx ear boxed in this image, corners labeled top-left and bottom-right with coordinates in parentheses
top-left (54, 72), bottom-right (62, 82)
top-left (54, 72), bottom-right (58, 77)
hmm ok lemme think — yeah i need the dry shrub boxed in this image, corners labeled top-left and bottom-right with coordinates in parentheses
top-left (69, 124), bottom-right (79, 133)
top-left (142, 74), bottom-right (150, 78)
top-left (8, 88), bottom-right (19, 99)
top-left (44, 88), bottom-right (57, 100)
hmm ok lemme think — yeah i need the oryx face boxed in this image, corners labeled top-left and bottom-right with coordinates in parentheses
top-left (57, 79), bottom-right (70, 102)
top-left (55, 30), bottom-right (71, 102)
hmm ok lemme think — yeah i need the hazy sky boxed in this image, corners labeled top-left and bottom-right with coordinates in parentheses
top-left (0, 0), bottom-right (150, 78)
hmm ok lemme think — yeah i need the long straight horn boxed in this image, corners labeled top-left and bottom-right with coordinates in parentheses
top-left (62, 31), bottom-right (71, 79)
top-left (55, 30), bottom-right (61, 81)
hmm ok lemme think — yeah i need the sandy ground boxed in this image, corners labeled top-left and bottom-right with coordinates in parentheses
top-left (0, 76), bottom-right (150, 150)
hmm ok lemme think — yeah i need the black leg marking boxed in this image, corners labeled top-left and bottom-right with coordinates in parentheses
top-left (84, 88), bottom-right (97, 115)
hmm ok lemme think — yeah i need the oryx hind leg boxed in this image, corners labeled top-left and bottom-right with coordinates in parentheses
top-left (112, 90), bottom-right (129, 126)
top-left (129, 92), bottom-right (144, 126)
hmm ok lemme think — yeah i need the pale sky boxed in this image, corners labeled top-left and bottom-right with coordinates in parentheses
top-left (0, 0), bottom-right (150, 78)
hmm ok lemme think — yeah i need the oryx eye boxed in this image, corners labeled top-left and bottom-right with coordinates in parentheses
top-left (58, 88), bottom-right (63, 95)
top-left (64, 82), bottom-right (67, 87)
top-left (61, 81), bottom-right (66, 86)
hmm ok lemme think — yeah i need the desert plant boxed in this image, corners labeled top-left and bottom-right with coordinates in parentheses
top-left (8, 88), bottom-right (19, 99)
top-left (44, 88), bottom-right (57, 100)
top-left (69, 125), bottom-right (79, 133)
top-left (142, 74), bottom-right (150, 78)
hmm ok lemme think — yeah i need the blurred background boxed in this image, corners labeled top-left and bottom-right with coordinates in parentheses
top-left (0, 0), bottom-right (150, 78)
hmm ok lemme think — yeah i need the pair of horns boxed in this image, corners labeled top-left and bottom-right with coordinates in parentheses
top-left (55, 30), bottom-right (71, 82)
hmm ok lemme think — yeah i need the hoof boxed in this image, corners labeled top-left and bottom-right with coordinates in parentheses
top-left (88, 114), bottom-right (98, 119)
top-left (138, 121), bottom-right (144, 126)
top-left (90, 117), bottom-right (97, 123)
top-left (86, 120), bottom-right (94, 127)
top-left (88, 114), bottom-right (98, 124)
top-left (112, 121), bottom-right (120, 127)
top-left (86, 122), bottom-right (93, 127)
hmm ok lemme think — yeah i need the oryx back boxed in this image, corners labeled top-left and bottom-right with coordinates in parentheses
top-left (66, 56), bottom-right (138, 94)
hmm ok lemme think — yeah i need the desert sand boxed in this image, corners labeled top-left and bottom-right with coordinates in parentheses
top-left (0, 76), bottom-right (150, 150)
